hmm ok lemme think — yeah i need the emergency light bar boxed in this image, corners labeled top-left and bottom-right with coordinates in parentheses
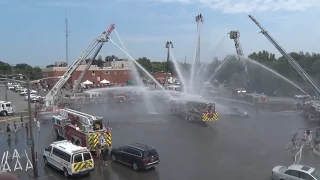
top-left (71, 148), bottom-right (87, 153)
top-left (53, 140), bottom-right (69, 144)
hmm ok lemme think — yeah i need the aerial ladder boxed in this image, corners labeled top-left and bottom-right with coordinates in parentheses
top-left (72, 24), bottom-right (115, 94)
top-left (228, 30), bottom-right (250, 91)
top-left (44, 24), bottom-right (115, 108)
top-left (248, 15), bottom-right (320, 96)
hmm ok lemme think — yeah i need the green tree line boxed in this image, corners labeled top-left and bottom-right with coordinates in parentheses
top-left (2, 50), bottom-right (320, 96)
top-left (0, 62), bottom-right (42, 81)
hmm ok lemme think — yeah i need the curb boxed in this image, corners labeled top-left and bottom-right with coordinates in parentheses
top-left (0, 116), bottom-right (30, 123)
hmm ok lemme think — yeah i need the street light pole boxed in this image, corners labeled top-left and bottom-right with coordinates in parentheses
top-left (5, 74), bottom-right (8, 101)
top-left (27, 78), bottom-right (38, 178)
top-left (165, 41), bottom-right (173, 90)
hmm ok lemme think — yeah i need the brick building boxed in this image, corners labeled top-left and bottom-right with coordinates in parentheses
top-left (42, 65), bottom-right (133, 86)
top-left (153, 72), bottom-right (175, 84)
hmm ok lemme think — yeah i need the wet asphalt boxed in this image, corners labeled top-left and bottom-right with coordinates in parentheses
top-left (2, 87), bottom-right (320, 180)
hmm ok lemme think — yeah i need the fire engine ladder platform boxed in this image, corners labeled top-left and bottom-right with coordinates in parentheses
top-left (58, 108), bottom-right (96, 126)
top-left (43, 24), bottom-right (115, 108)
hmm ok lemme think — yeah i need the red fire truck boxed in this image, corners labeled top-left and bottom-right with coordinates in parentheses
top-left (52, 108), bottom-right (112, 152)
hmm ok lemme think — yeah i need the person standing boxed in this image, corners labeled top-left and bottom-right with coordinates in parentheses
top-left (96, 142), bottom-right (102, 158)
top-left (37, 121), bottom-right (40, 133)
top-left (13, 121), bottom-right (17, 133)
top-left (6, 123), bottom-right (11, 132)
top-left (102, 148), bottom-right (109, 166)
top-left (20, 115), bottom-right (23, 127)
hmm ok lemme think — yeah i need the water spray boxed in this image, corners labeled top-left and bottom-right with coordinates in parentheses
top-left (168, 48), bottom-right (187, 93)
top-left (113, 30), bottom-right (156, 113)
top-left (109, 39), bottom-right (172, 98)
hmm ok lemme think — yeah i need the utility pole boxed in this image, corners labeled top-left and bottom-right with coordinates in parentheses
top-left (5, 74), bottom-right (7, 101)
top-left (65, 10), bottom-right (70, 66)
top-left (27, 78), bottom-right (38, 178)
top-left (165, 41), bottom-right (173, 90)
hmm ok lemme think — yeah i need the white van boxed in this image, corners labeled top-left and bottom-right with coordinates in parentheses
top-left (0, 101), bottom-right (15, 116)
top-left (43, 140), bottom-right (94, 177)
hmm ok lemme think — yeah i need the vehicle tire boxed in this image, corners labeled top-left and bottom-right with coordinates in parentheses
top-left (75, 140), bottom-right (81, 146)
top-left (44, 157), bottom-right (48, 165)
top-left (111, 154), bottom-right (116, 162)
top-left (63, 168), bottom-right (69, 177)
top-left (132, 162), bottom-right (139, 171)
top-left (55, 129), bottom-right (59, 139)
top-left (3, 111), bottom-right (8, 116)
top-left (71, 138), bottom-right (75, 144)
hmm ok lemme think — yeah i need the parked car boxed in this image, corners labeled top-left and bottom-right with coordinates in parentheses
top-left (271, 164), bottom-right (320, 180)
top-left (24, 94), bottom-right (41, 102)
top-left (110, 143), bottom-right (159, 171)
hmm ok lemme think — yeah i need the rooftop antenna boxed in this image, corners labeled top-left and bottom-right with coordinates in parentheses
top-left (65, 10), bottom-right (70, 66)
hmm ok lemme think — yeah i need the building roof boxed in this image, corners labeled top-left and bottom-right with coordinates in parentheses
top-left (51, 140), bottom-right (89, 154)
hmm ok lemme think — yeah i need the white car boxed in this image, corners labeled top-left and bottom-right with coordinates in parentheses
top-left (24, 94), bottom-right (41, 101)
top-left (271, 164), bottom-right (320, 180)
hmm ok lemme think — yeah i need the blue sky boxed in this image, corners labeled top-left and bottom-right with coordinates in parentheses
top-left (1, 0), bottom-right (320, 67)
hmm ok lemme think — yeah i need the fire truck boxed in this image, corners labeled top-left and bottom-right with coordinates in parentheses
top-left (52, 108), bottom-right (112, 152)
top-left (243, 93), bottom-right (268, 104)
top-left (303, 100), bottom-right (320, 121)
top-left (170, 100), bottom-right (219, 123)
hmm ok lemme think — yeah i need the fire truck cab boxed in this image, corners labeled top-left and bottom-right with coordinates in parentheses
top-left (303, 100), bottom-right (320, 121)
top-left (52, 108), bottom-right (111, 152)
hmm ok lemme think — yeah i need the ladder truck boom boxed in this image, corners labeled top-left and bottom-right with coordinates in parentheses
top-left (72, 24), bottom-right (115, 94)
top-left (228, 30), bottom-right (250, 91)
top-left (248, 15), bottom-right (320, 96)
top-left (44, 25), bottom-right (115, 107)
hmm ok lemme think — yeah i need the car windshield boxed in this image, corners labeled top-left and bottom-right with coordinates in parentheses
top-left (311, 170), bottom-right (320, 179)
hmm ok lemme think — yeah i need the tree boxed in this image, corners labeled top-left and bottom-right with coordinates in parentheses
top-left (0, 61), bottom-right (43, 80)
top-left (136, 57), bottom-right (152, 75)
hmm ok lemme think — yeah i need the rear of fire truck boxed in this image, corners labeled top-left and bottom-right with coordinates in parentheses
top-left (86, 120), bottom-right (112, 152)
top-left (170, 100), bottom-right (219, 122)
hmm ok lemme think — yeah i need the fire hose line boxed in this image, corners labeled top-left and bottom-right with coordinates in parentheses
top-left (294, 144), bottom-right (304, 164)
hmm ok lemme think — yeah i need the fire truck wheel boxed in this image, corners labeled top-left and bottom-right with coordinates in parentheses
top-left (55, 129), bottom-right (59, 138)
top-left (75, 140), bottom-right (81, 146)
top-left (71, 138), bottom-right (75, 144)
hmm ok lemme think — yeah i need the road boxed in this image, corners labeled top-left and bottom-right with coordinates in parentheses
top-left (1, 91), bottom-right (320, 180)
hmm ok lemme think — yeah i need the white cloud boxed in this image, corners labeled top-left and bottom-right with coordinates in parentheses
top-left (134, 0), bottom-right (320, 13)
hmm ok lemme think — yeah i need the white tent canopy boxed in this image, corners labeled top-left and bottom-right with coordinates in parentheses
top-left (100, 79), bottom-right (110, 84)
top-left (83, 80), bottom-right (93, 85)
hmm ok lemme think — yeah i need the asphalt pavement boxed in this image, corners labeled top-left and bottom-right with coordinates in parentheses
top-left (1, 90), bottom-right (320, 180)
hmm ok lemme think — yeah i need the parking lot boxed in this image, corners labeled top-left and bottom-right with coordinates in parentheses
top-left (1, 87), bottom-right (320, 180)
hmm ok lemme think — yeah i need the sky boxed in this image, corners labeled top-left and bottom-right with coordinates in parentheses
top-left (1, 0), bottom-right (320, 67)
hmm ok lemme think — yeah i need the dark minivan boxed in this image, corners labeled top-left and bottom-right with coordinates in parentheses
top-left (111, 143), bottom-right (159, 171)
